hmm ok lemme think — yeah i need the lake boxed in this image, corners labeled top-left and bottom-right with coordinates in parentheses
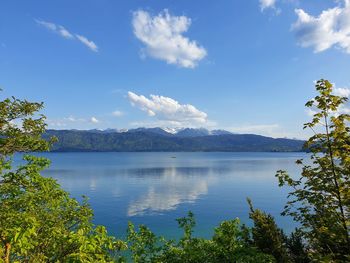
top-left (17, 152), bottom-right (307, 239)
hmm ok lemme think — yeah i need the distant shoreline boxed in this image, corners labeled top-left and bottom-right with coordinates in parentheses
top-left (44, 129), bottom-right (305, 153)
top-left (47, 150), bottom-right (306, 153)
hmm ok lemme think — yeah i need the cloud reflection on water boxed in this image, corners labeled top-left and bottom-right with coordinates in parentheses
top-left (126, 166), bottom-right (219, 216)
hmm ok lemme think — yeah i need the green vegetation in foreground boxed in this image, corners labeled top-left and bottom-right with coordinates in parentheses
top-left (0, 79), bottom-right (349, 262)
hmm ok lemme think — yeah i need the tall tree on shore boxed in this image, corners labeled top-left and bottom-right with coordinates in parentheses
top-left (276, 79), bottom-right (350, 261)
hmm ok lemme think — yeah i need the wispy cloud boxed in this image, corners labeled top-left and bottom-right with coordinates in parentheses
top-left (132, 9), bottom-right (207, 68)
top-left (35, 19), bottom-right (98, 52)
top-left (128, 91), bottom-right (208, 127)
top-left (292, 0), bottom-right (350, 54)
top-left (112, 110), bottom-right (124, 117)
top-left (75, 34), bottom-right (98, 52)
top-left (35, 19), bottom-right (74, 39)
top-left (259, 0), bottom-right (277, 11)
top-left (47, 115), bottom-right (101, 128)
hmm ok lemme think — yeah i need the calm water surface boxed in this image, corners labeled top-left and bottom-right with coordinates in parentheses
top-left (19, 152), bottom-right (307, 239)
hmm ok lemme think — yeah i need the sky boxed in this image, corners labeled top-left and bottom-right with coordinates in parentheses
top-left (1, 0), bottom-right (350, 139)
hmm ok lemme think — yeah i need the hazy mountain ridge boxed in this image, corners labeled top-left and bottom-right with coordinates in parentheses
top-left (45, 128), bottom-right (305, 152)
top-left (82, 127), bottom-right (235, 137)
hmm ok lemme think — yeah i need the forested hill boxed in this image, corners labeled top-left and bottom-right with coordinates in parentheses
top-left (44, 129), bottom-right (305, 152)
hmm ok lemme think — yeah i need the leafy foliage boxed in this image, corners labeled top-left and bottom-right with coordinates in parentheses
top-left (276, 79), bottom-right (350, 261)
top-left (247, 198), bottom-right (290, 262)
top-left (127, 212), bottom-right (275, 263)
top-left (0, 96), bottom-right (126, 262)
top-left (285, 229), bottom-right (310, 263)
top-left (0, 97), bottom-right (55, 165)
top-left (2, 79), bottom-right (349, 262)
top-left (247, 199), bottom-right (310, 263)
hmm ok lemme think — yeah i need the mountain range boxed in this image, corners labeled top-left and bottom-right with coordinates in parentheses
top-left (81, 127), bottom-right (234, 137)
top-left (44, 127), bottom-right (305, 152)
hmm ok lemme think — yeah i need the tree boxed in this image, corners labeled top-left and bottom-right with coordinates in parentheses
top-left (0, 96), bottom-right (126, 262)
top-left (247, 199), bottom-right (290, 263)
top-left (0, 97), bottom-right (54, 162)
top-left (246, 199), bottom-right (310, 263)
top-left (127, 212), bottom-right (275, 263)
top-left (285, 229), bottom-right (310, 263)
top-left (276, 79), bottom-right (350, 261)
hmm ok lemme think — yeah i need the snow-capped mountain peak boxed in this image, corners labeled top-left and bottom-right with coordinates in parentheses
top-left (83, 127), bottom-right (233, 137)
top-left (161, 127), bottom-right (185, 134)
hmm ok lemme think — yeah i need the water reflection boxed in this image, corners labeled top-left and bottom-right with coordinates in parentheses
top-left (123, 166), bottom-right (231, 178)
top-left (44, 165), bottom-right (229, 216)
top-left (127, 166), bottom-right (213, 216)
top-left (41, 159), bottom-right (296, 217)
top-left (29, 152), bottom-right (307, 237)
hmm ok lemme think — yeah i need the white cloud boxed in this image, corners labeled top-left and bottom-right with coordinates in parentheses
top-left (46, 120), bottom-right (67, 128)
top-left (334, 87), bottom-right (350, 114)
top-left (35, 19), bottom-right (98, 52)
top-left (75, 34), bottom-right (98, 52)
top-left (58, 26), bottom-right (74, 39)
top-left (260, 0), bottom-right (277, 11)
top-left (90, 117), bottom-right (99, 123)
top-left (36, 19), bottom-right (74, 39)
top-left (305, 86), bottom-right (350, 117)
top-left (292, 0), bottom-right (350, 54)
top-left (132, 9), bottom-right (207, 68)
top-left (129, 119), bottom-right (217, 129)
top-left (112, 110), bottom-right (124, 117)
top-left (35, 19), bottom-right (58, 32)
top-left (128, 91), bottom-right (208, 127)
top-left (47, 116), bottom-right (80, 128)
top-left (47, 115), bottom-right (100, 128)
top-left (337, 104), bottom-right (350, 114)
top-left (334, 87), bottom-right (350, 97)
top-left (67, 116), bottom-right (79, 122)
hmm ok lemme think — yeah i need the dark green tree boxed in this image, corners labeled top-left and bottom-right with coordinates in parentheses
top-left (247, 199), bottom-right (290, 263)
top-left (0, 96), bottom-right (126, 262)
top-left (285, 229), bottom-right (310, 263)
top-left (276, 79), bottom-right (350, 261)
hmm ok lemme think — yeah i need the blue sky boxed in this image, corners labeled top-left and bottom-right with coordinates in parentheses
top-left (1, 0), bottom-right (350, 138)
